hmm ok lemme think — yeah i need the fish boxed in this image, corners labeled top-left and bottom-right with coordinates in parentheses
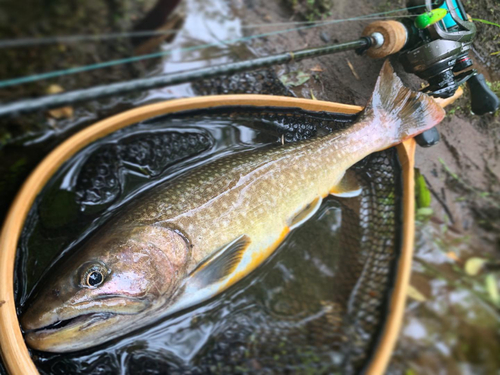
top-left (21, 61), bottom-right (445, 352)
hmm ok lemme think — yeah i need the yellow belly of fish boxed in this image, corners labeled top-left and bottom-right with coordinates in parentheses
top-left (216, 174), bottom-right (350, 293)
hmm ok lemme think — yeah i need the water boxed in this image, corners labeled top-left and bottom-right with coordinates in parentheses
top-left (17, 108), bottom-right (392, 374)
top-left (0, 0), bottom-right (250, 223)
top-left (388, 221), bottom-right (500, 375)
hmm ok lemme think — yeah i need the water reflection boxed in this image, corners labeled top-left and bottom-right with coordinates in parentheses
top-left (390, 222), bottom-right (500, 375)
top-left (141, 0), bottom-right (245, 101)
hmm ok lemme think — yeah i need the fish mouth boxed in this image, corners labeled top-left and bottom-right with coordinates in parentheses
top-left (22, 297), bottom-right (150, 352)
top-left (24, 312), bottom-right (122, 352)
top-left (25, 312), bottom-right (116, 335)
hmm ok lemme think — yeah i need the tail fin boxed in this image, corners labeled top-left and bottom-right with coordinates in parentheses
top-left (363, 61), bottom-right (445, 143)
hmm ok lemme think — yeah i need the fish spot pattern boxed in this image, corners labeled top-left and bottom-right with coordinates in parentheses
top-left (114, 123), bottom-right (377, 267)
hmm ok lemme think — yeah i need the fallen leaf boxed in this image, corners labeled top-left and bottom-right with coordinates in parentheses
top-left (485, 274), bottom-right (499, 305)
top-left (416, 207), bottom-right (433, 217)
top-left (464, 257), bottom-right (487, 276)
top-left (310, 64), bottom-right (323, 72)
top-left (446, 251), bottom-right (460, 262)
top-left (415, 169), bottom-right (432, 208)
top-left (279, 70), bottom-right (311, 87)
top-left (48, 106), bottom-right (74, 119)
top-left (346, 58), bottom-right (360, 80)
top-left (407, 284), bottom-right (426, 302)
top-left (294, 71), bottom-right (310, 86)
top-left (310, 89), bottom-right (317, 100)
top-left (280, 76), bottom-right (290, 86)
top-left (46, 85), bottom-right (74, 119)
top-left (46, 84), bottom-right (64, 95)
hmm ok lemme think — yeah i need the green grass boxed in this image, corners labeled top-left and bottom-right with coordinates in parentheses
top-left (472, 18), bottom-right (500, 29)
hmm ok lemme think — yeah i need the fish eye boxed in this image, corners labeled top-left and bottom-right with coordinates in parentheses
top-left (79, 262), bottom-right (109, 289)
top-left (87, 270), bottom-right (103, 287)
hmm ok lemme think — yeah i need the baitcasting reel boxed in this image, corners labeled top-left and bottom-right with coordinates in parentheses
top-left (404, 0), bottom-right (499, 109)
top-left (401, 0), bottom-right (500, 145)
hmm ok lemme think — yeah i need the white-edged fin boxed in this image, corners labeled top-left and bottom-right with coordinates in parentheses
top-left (162, 235), bottom-right (251, 316)
top-left (362, 61), bottom-right (445, 143)
top-left (290, 196), bottom-right (322, 230)
top-left (187, 235), bottom-right (251, 287)
top-left (330, 170), bottom-right (362, 198)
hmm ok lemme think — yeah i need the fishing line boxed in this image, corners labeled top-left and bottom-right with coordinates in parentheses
top-left (0, 15), bottom-right (422, 49)
top-left (0, 5), bottom-right (428, 89)
top-left (0, 30), bottom-right (182, 48)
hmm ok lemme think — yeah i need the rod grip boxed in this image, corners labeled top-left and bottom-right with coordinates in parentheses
top-left (361, 21), bottom-right (407, 59)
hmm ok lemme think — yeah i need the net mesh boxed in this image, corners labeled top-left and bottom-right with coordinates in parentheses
top-left (192, 69), bottom-right (293, 97)
top-left (75, 131), bottom-right (213, 212)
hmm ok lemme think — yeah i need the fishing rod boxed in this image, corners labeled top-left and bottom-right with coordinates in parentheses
top-left (0, 38), bottom-right (372, 118)
top-left (0, 0), bottom-right (498, 130)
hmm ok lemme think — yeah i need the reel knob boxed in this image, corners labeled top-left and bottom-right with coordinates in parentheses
top-left (415, 127), bottom-right (440, 147)
top-left (467, 73), bottom-right (500, 115)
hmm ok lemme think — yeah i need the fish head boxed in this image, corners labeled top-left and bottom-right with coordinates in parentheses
top-left (21, 225), bottom-right (190, 352)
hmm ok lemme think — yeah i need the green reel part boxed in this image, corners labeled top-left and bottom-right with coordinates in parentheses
top-left (414, 8), bottom-right (448, 29)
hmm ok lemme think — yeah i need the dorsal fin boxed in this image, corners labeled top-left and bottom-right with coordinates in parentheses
top-left (187, 235), bottom-right (251, 287)
top-left (290, 196), bottom-right (322, 230)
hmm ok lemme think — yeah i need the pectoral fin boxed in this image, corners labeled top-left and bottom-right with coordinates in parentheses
top-left (290, 196), bottom-right (322, 230)
top-left (330, 170), bottom-right (362, 198)
top-left (163, 235), bottom-right (251, 316)
top-left (187, 235), bottom-right (251, 287)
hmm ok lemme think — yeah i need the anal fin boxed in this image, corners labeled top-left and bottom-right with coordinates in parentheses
top-left (330, 170), bottom-right (362, 198)
top-left (290, 196), bottom-right (322, 230)
top-left (187, 235), bottom-right (251, 287)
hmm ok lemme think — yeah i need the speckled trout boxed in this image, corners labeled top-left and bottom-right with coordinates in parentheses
top-left (22, 61), bottom-right (445, 352)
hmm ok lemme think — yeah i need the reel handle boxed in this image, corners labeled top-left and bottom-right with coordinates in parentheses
top-left (467, 73), bottom-right (500, 115)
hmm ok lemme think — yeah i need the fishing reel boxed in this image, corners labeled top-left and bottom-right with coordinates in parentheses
top-left (403, 0), bottom-right (500, 112)
top-left (394, 0), bottom-right (500, 145)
